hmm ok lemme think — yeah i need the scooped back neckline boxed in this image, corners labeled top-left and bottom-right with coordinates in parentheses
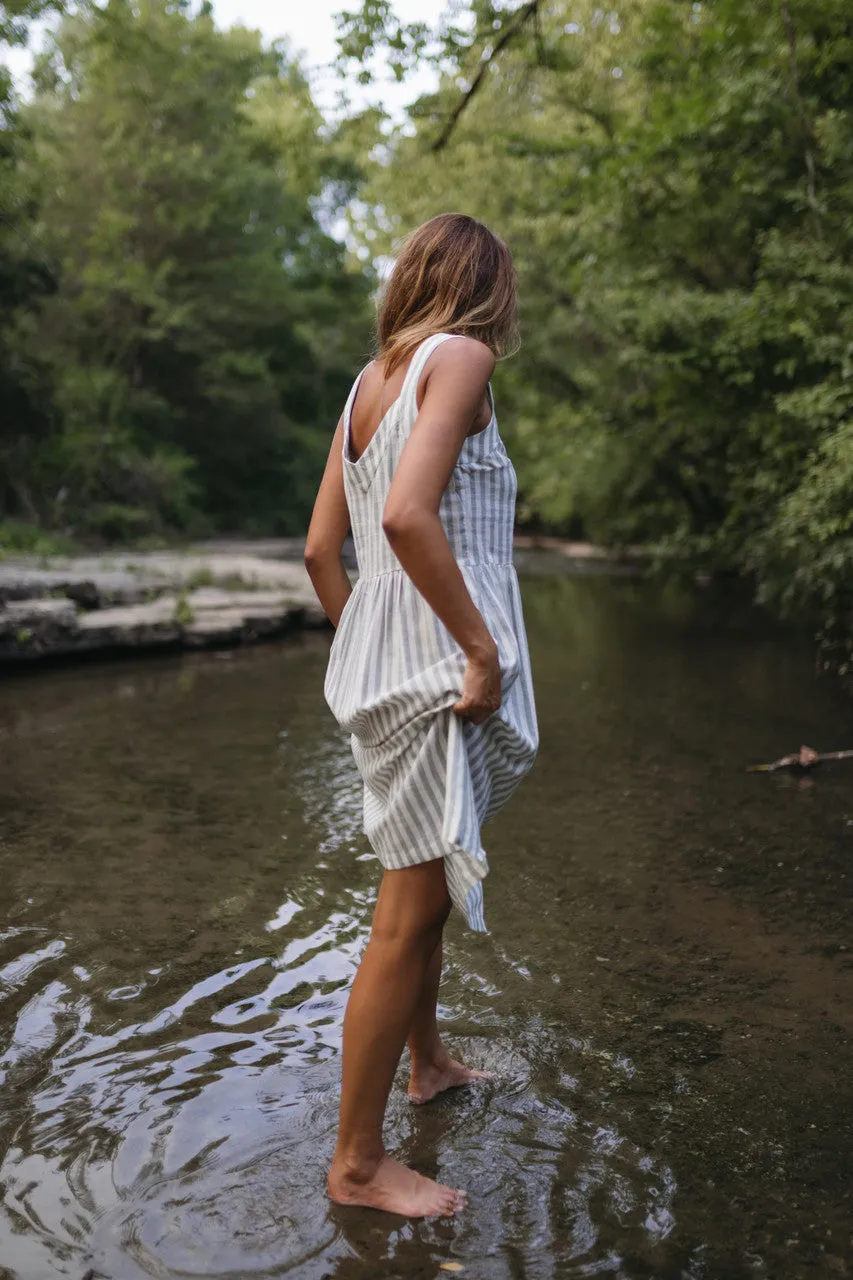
top-left (343, 333), bottom-right (494, 467)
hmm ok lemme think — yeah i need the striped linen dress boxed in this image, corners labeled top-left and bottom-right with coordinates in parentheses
top-left (324, 332), bottom-right (538, 931)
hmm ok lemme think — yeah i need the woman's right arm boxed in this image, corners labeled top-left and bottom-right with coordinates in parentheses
top-left (381, 337), bottom-right (501, 724)
top-left (304, 419), bottom-right (353, 628)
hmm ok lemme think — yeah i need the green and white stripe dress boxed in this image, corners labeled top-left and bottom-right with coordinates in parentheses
top-left (324, 333), bottom-right (538, 931)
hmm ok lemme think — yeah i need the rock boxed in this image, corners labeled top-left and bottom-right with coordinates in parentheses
top-left (184, 610), bottom-right (252, 645)
top-left (0, 551), bottom-right (319, 606)
top-left (184, 608), bottom-right (289, 647)
top-left (0, 560), bottom-right (330, 662)
top-left (0, 545), bottom-right (335, 663)
top-left (0, 597), bottom-right (81, 660)
top-left (185, 587), bottom-right (301, 612)
top-left (0, 564), bottom-right (153, 606)
top-left (298, 601), bottom-right (332, 628)
top-left (58, 551), bottom-right (317, 595)
top-left (0, 598), bottom-right (79, 630)
top-left (76, 597), bottom-right (182, 649)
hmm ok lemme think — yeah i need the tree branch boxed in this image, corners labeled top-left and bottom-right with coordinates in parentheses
top-left (432, 0), bottom-right (541, 152)
top-left (552, 88), bottom-right (615, 139)
top-left (747, 745), bottom-right (853, 773)
top-left (779, 0), bottom-right (819, 216)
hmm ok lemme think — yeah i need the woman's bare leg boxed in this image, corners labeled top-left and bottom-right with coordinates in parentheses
top-left (327, 859), bottom-right (467, 1217)
top-left (407, 939), bottom-right (492, 1105)
top-left (407, 940), bottom-right (445, 1064)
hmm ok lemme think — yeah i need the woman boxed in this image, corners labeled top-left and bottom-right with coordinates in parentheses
top-left (305, 212), bottom-right (538, 1218)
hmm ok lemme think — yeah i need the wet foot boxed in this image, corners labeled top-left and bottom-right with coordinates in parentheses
top-left (408, 1055), bottom-right (492, 1105)
top-left (328, 1153), bottom-right (467, 1217)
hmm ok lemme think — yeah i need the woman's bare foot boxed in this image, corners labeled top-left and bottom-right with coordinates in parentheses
top-left (328, 1152), bottom-right (466, 1217)
top-left (408, 1054), bottom-right (492, 1105)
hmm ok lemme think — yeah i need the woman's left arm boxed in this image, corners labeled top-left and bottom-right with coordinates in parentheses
top-left (304, 419), bottom-right (352, 627)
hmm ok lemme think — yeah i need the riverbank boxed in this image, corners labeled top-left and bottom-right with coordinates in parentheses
top-left (0, 545), bottom-right (327, 664)
top-left (0, 537), bottom-right (642, 664)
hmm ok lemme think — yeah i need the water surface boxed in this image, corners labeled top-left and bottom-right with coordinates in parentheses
top-left (1, 574), bottom-right (851, 1279)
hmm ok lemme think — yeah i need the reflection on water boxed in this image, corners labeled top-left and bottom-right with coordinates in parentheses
top-left (0, 574), bottom-right (851, 1279)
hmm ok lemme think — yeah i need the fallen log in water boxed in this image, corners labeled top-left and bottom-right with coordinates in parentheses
top-left (746, 745), bottom-right (853, 773)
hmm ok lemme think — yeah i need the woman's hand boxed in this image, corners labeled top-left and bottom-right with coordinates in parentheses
top-left (452, 643), bottom-right (502, 724)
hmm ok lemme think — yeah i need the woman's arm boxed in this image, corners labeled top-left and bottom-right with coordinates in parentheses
top-left (382, 337), bottom-right (501, 723)
top-left (304, 419), bottom-right (352, 628)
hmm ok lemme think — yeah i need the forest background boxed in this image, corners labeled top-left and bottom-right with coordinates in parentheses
top-left (2, 0), bottom-right (852, 651)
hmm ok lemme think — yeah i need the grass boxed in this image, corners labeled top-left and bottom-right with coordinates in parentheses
top-left (0, 521), bottom-right (78, 560)
top-left (172, 590), bottom-right (196, 627)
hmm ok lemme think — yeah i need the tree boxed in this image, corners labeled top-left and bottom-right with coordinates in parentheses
top-left (0, 0), bottom-right (64, 530)
top-left (338, 0), bottom-right (853, 649)
top-left (5, 0), bottom-right (373, 540)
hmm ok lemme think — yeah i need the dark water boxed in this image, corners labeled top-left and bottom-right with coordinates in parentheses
top-left (1, 574), bottom-right (851, 1280)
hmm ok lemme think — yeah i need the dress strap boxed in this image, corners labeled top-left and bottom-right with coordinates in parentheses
top-left (341, 364), bottom-right (368, 462)
top-left (342, 332), bottom-right (473, 462)
top-left (398, 332), bottom-right (457, 420)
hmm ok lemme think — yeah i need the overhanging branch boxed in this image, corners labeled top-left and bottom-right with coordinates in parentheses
top-left (432, 0), bottom-right (541, 151)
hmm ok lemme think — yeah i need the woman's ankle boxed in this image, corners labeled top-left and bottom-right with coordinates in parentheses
top-left (330, 1143), bottom-right (385, 1183)
top-left (408, 1038), bottom-right (451, 1073)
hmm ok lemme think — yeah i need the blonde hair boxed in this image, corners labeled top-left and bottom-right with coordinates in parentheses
top-left (377, 213), bottom-right (519, 376)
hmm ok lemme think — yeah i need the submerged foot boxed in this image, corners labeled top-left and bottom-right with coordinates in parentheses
top-left (408, 1055), bottom-right (492, 1105)
top-left (328, 1153), bottom-right (467, 1217)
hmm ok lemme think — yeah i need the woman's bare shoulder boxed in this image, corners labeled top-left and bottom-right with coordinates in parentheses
top-left (430, 335), bottom-right (495, 379)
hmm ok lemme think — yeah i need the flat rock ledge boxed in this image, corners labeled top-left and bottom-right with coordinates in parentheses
top-left (0, 553), bottom-right (327, 663)
top-left (0, 537), bottom-right (639, 665)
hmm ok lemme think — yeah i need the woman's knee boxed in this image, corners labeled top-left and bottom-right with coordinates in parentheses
top-left (371, 860), bottom-right (451, 948)
top-left (370, 913), bottom-right (445, 956)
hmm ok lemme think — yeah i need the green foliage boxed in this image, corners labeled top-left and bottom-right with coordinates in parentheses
top-left (172, 589), bottom-right (195, 627)
top-left (341, 0), bottom-right (853, 653)
top-left (0, 519), bottom-right (76, 558)
top-left (5, 0), bottom-right (853, 660)
top-left (0, 0), bottom-right (62, 530)
top-left (1, 0), bottom-right (373, 543)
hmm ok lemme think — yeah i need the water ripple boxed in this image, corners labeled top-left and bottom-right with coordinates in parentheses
top-left (2, 605), bottom-right (846, 1277)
